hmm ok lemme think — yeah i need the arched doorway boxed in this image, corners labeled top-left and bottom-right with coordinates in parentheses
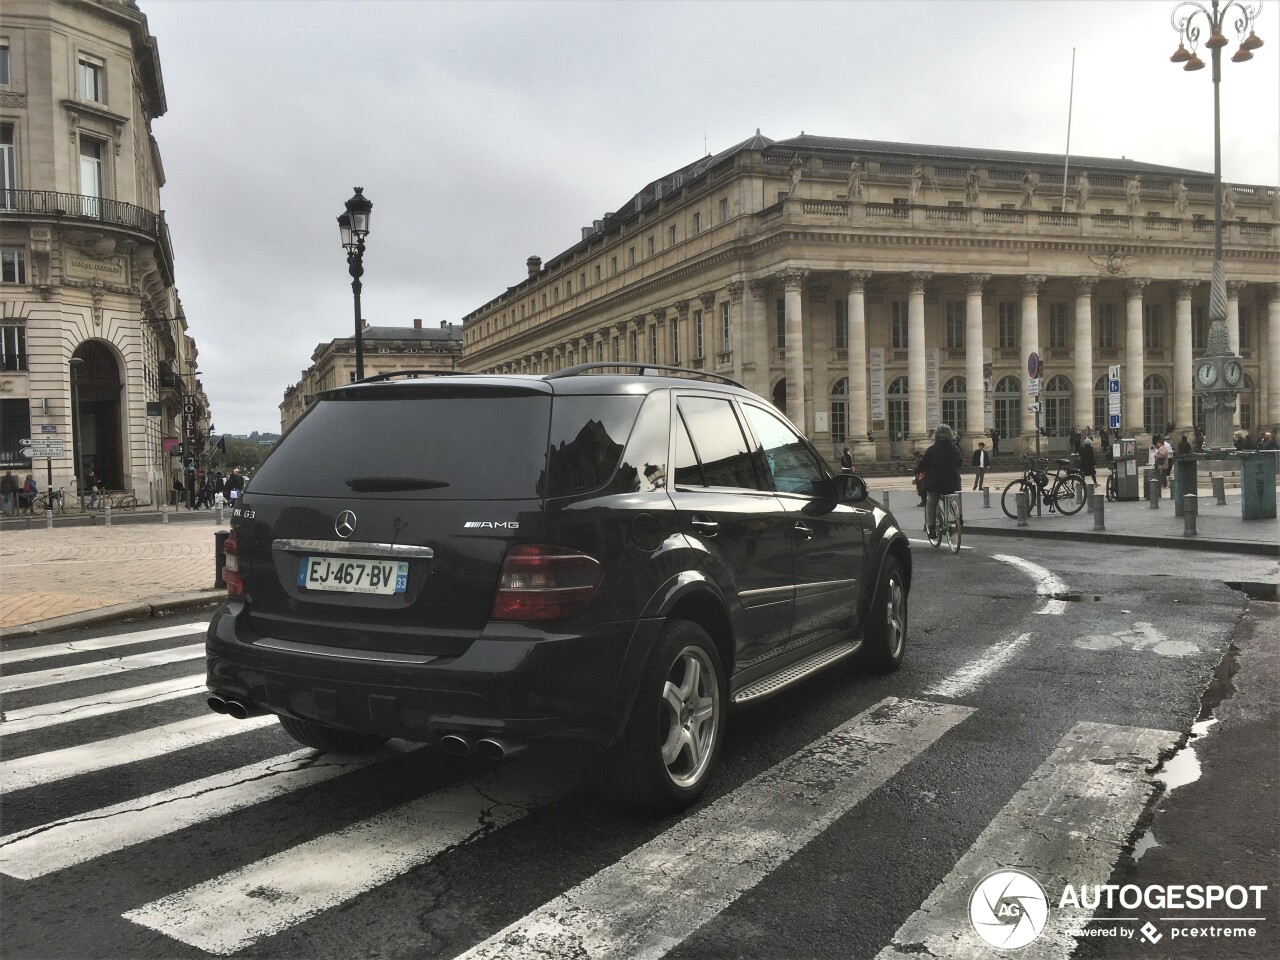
top-left (942, 376), bottom-right (966, 439)
top-left (830, 377), bottom-right (848, 444)
top-left (994, 376), bottom-right (1021, 447)
top-left (71, 340), bottom-right (123, 489)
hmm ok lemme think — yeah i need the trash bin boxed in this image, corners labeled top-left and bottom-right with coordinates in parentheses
top-left (215, 530), bottom-right (229, 588)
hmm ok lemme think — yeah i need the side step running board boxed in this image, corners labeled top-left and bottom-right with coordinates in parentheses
top-left (732, 640), bottom-right (861, 704)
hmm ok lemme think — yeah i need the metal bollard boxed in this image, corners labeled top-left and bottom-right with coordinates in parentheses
top-left (1016, 491), bottom-right (1029, 527)
top-left (1093, 493), bottom-right (1105, 530)
top-left (1086, 484), bottom-right (1096, 512)
top-left (1148, 479), bottom-right (1160, 509)
top-left (882, 490), bottom-right (890, 509)
top-left (982, 486), bottom-right (991, 509)
top-left (216, 506), bottom-right (225, 525)
top-left (161, 502), bottom-right (169, 524)
top-left (45, 508), bottom-right (53, 529)
top-left (1212, 475), bottom-right (1226, 505)
top-left (1183, 494), bottom-right (1198, 537)
top-left (104, 502), bottom-right (112, 526)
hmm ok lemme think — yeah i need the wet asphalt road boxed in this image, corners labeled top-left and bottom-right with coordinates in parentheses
top-left (0, 535), bottom-right (1273, 960)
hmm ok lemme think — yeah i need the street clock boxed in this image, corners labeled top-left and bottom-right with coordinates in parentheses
top-left (1223, 359), bottom-right (1243, 387)
top-left (1195, 360), bottom-right (1219, 388)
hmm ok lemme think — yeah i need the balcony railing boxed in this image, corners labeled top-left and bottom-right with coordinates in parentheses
top-left (0, 189), bottom-right (174, 284)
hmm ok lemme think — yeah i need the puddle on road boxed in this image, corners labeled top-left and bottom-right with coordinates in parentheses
top-left (1139, 645), bottom-right (1241, 859)
top-left (1047, 593), bottom-right (1102, 602)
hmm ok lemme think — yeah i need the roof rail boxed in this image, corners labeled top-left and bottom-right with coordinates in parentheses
top-left (545, 362), bottom-right (744, 388)
top-left (356, 370), bottom-right (470, 384)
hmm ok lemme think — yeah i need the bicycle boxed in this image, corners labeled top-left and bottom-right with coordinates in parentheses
top-left (1000, 455), bottom-right (1088, 519)
top-left (30, 488), bottom-right (66, 515)
top-left (925, 492), bottom-right (963, 553)
top-left (1105, 467), bottom-right (1119, 502)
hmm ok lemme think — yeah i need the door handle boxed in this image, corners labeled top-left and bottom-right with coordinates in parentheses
top-left (793, 522), bottom-right (814, 539)
top-left (690, 517), bottom-right (720, 536)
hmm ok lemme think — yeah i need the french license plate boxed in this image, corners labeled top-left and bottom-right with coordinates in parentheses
top-left (297, 556), bottom-right (409, 595)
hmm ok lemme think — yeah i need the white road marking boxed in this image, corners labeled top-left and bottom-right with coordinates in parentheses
top-left (0, 643), bottom-right (205, 693)
top-left (907, 537), bottom-right (973, 551)
top-left (925, 632), bottom-right (1033, 699)
top-left (992, 554), bottom-right (1069, 615)
top-left (0, 745), bottom-right (416, 879)
top-left (876, 721), bottom-right (1178, 960)
top-left (0, 622), bottom-right (209, 665)
top-left (0, 713), bottom-right (275, 792)
top-left (455, 698), bottom-right (974, 960)
top-left (123, 765), bottom-right (578, 955)
top-left (0, 674), bottom-right (206, 736)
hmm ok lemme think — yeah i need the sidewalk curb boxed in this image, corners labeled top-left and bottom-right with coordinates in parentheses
top-left (960, 523), bottom-right (1279, 556)
top-left (0, 589), bottom-right (225, 641)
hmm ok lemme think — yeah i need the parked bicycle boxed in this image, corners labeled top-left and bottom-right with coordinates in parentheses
top-left (30, 487), bottom-right (66, 515)
top-left (1105, 467), bottom-right (1119, 502)
top-left (84, 489), bottom-right (140, 511)
top-left (1000, 455), bottom-right (1088, 519)
top-left (925, 491), bottom-right (963, 554)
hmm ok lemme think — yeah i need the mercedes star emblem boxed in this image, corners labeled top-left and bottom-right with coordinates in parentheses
top-left (335, 510), bottom-right (357, 539)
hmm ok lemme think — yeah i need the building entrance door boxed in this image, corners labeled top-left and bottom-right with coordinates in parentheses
top-left (72, 341), bottom-right (123, 488)
top-left (888, 377), bottom-right (909, 458)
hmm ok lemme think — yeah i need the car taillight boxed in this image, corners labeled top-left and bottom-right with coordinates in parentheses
top-left (491, 545), bottom-right (601, 621)
top-left (223, 530), bottom-right (244, 597)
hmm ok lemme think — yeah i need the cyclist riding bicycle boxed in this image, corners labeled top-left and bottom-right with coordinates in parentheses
top-left (914, 423), bottom-right (963, 540)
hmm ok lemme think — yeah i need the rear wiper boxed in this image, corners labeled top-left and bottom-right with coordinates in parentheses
top-left (344, 476), bottom-right (450, 492)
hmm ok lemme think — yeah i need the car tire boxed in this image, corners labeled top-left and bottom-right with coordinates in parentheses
top-left (855, 555), bottom-right (907, 673)
top-left (606, 619), bottom-right (726, 814)
top-left (277, 714), bottom-right (387, 753)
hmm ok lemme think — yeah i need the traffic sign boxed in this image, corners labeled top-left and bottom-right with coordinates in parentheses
top-left (40, 425), bottom-right (58, 434)
top-left (1109, 414), bottom-right (1121, 429)
top-left (1108, 379), bottom-right (1121, 394)
top-left (1028, 402), bottom-right (1042, 413)
top-left (1108, 397), bottom-right (1121, 414)
top-left (1108, 365), bottom-right (1121, 381)
top-left (1027, 352), bottom-right (1040, 377)
top-left (21, 444), bottom-right (65, 459)
top-left (1027, 377), bottom-right (1042, 397)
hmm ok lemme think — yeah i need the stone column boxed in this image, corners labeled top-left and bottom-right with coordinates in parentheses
top-left (1020, 275), bottom-right (1045, 444)
top-left (652, 307), bottom-right (668, 366)
top-left (1267, 284), bottom-right (1280, 427)
top-left (1073, 276), bottom-right (1097, 430)
top-left (747, 280), bottom-right (771, 399)
top-left (965, 273), bottom-right (988, 448)
top-left (846, 271), bottom-right (874, 459)
top-left (1225, 281), bottom-right (1245, 358)
top-left (781, 269), bottom-right (809, 431)
top-left (906, 272), bottom-right (931, 447)
top-left (1124, 279), bottom-right (1149, 437)
top-left (1173, 280), bottom-right (1198, 432)
top-left (727, 281), bottom-right (745, 384)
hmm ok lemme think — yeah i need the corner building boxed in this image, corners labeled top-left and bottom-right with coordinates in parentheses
top-left (1, 0), bottom-right (205, 503)
top-left (461, 132), bottom-right (1279, 461)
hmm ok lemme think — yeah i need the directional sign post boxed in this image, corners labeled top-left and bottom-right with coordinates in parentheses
top-left (20, 439), bottom-right (65, 508)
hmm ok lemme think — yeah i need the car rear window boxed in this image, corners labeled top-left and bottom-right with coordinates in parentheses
top-left (251, 392), bottom-right (553, 500)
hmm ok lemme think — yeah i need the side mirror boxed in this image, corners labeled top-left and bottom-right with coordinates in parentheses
top-left (840, 474), bottom-right (868, 503)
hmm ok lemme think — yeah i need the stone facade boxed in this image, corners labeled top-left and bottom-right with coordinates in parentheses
top-left (460, 132), bottom-right (1280, 460)
top-left (279, 320), bottom-right (463, 432)
top-left (0, 0), bottom-right (207, 503)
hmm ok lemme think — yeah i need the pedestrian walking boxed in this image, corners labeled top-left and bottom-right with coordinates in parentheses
top-left (224, 466), bottom-right (246, 504)
top-left (1078, 436), bottom-right (1097, 486)
top-left (84, 469), bottom-right (101, 509)
top-left (19, 474), bottom-right (37, 513)
top-left (0, 471), bottom-right (16, 516)
top-left (840, 446), bottom-right (854, 475)
top-left (971, 442), bottom-right (990, 490)
top-left (915, 424), bottom-right (963, 539)
top-left (989, 427), bottom-right (1000, 456)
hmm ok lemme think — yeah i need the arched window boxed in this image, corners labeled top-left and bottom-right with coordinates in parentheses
top-left (1044, 375), bottom-right (1073, 437)
top-left (994, 376), bottom-right (1020, 441)
top-left (831, 378), bottom-right (848, 441)
top-left (1143, 374), bottom-right (1167, 435)
top-left (887, 376), bottom-right (909, 442)
top-left (942, 376), bottom-right (966, 436)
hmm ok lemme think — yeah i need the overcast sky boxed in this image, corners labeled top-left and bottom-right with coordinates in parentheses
top-left (138, 0), bottom-right (1280, 436)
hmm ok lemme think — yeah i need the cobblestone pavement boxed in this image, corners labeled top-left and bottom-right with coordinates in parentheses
top-left (0, 521), bottom-right (227, 629)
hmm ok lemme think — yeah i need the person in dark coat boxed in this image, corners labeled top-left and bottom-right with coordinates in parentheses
top-left (1078, 437), bottom-right (1097, 485)
top-left (989, 427), bottom-right (1000, 456)
top-left (224, 466), bottom-right (246, 503)
top-left (1176, 433), bottom-right (1192, 456)
top-left (914, 424), bottom-right (963, 539)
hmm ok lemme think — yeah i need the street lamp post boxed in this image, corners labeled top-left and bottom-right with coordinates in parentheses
top-left (69, 357), bottom-right (85, 496)
top-left (1169, 0), bottom-right (1263, 450)
top-left (338, 187), bottom-right (373, 381)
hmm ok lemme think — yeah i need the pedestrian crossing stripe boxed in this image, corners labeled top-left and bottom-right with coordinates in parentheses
top-left (0, 621), bottom-right (209, 666)
top-left (0, 674), bottom-right (206, 736)
top-left (0, 642), bottom-right (205, 693)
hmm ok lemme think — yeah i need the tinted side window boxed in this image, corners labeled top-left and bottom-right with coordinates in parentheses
top-left (543, 395), bottom-right (643, 498)
top-left (678, 396), bottom-right (764, 491)
top-left (742, 404), bottom-right (825, 496)
top-left (608, 389), bottom-right (670, 494)
top-left (673, 411), bottom-right (703, 487)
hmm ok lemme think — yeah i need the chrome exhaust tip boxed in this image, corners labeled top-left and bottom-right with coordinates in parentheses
top-left (440, 733), bottom-right (472, 756)
top-left (475, 737), bottom-right (523, 761)
top-left (219, 698), bottom-right (267, 720)
top-left (207, 695), bottom-right (229, 715)
top-left (224, 699), bottom-right (250, 720)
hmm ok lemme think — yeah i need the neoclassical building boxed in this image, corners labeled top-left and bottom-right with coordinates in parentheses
top-left (1, 0), bottom-right (206, 504)
top-left (279, 320), bottom-right (463, 432)
top-left (460, 132), bottom-right (1279, 461)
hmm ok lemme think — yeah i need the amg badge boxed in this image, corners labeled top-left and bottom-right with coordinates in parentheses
top-left (463, 521), bottom-right (520, 529)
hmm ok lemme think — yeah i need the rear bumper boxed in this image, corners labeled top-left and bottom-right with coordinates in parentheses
top-left (205, 600), bottom-right (661, 751)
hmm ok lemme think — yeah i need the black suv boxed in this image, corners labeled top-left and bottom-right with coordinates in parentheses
top-left (207, 365), bottom-right (911, 811)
